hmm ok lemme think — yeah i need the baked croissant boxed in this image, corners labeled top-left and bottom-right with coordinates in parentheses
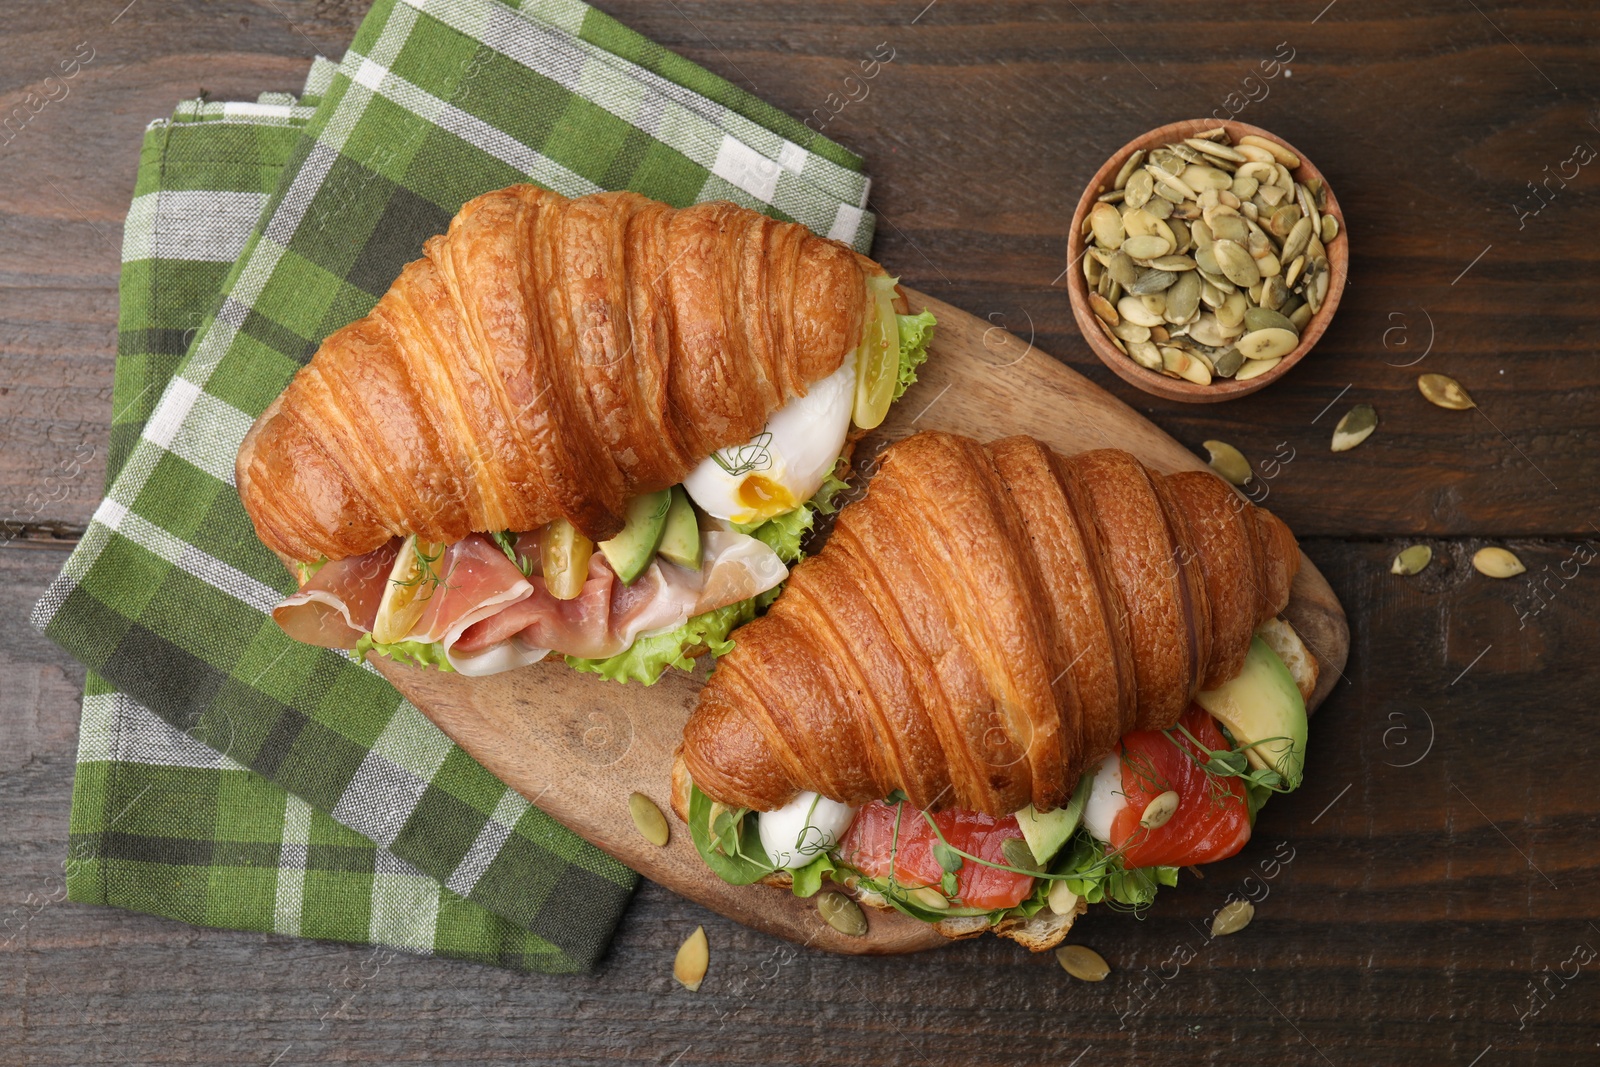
top-left (681, 430), bottom-right (1301, 816)
top-left (236, 186), bottom-right (875, 564)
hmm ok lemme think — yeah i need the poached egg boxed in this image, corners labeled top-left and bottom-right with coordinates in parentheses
top-left (682, 350), bottom-right (856, 525)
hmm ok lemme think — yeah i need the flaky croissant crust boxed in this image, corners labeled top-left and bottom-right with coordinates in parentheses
top-left (236, 187), bottom-right (873, 563)
top-left (682, 431), bottom-right (1301, 816)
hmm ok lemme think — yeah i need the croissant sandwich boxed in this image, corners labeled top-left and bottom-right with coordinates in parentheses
top-left (674, 431), bottom-right (1319, 949)
top-left (236, 186), bottom-right (936, 682)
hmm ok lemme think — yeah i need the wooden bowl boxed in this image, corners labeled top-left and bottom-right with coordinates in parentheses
top-left (1066, 120), bottom-right (1348, 403)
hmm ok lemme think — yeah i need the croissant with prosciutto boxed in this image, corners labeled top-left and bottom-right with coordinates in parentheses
top-left (235, 186), bottom-right (936, 680)
top-left (677, 431), bottom-right (1320, 948)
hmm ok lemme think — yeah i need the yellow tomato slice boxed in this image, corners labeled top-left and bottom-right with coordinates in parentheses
top-left (852, 275), bottom-right (901, 430)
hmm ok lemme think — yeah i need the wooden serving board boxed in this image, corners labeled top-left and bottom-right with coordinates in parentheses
top-left (374, 288), bottom-right (1350, 956)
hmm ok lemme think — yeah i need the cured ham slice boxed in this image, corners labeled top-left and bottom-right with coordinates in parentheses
top-left (405, 535), bottom-right (536, 649)
top-left (268, 519), bottom-right (789, 675)
top-left (272, 539), bottom-right (402, 649)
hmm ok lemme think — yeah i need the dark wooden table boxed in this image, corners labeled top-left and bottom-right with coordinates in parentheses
top-left (3, 2), bottom-right (1597, 1064)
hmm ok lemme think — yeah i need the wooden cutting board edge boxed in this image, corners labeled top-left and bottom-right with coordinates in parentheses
top-left (376, 286), bottom-right (1351, 957)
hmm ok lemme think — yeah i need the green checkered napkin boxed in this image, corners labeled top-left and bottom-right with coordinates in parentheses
top-left (38, 0), bottom-right (874, 972)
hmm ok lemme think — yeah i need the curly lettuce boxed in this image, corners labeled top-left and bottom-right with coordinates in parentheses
top-left (564, 596), bottom-right (757, 685)
top-left (895, 308), bottom-right (937, 400)
top-left (351, 634), bottom-right (457, 672)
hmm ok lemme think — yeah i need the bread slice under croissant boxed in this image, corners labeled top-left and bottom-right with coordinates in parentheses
top-left (236, 186), bottom-right (877, 564)
top-left (680, 430), bottom-right (1301, 817)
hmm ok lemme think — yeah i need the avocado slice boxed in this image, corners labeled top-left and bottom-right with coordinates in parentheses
top-left (1015, 772), bottom-right (1093, 866)
top-left (599, 489), bottom-right (672, 584)
top-left (1194, 635), bottom-right (1308, 789)
top-left (657, 486), bottom-right (702, 570)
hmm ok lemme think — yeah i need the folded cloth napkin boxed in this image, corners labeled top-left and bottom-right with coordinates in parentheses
top-left (36, 0), bottom-right (873, 973)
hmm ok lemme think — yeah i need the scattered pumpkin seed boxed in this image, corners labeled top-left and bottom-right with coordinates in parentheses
top-left (1085, 130), bottom-right (1338, 386)
top-left (1210, 899), bottom-right (1256, 937)
top-left (1473, 546), bottom-right (1525, 579)
top-left (1332, 403), bottom-right (1377, 452)
top-left (908, 885), bottom-right (951, 910)
top-left (629, 792), bottom-right (670, 847)
top-left (818, 892), bottom-right (868, 937)
top-left (1001, 836), bottom-right (1044, 872)
top-left (1057, 944), bottom-right (1111, 982)
top-left (1391, 544), bottom-right (1433, 576)
top-left (1140, 790), bottom-right (1180, 829)
top-left (1418, 373), bottom-right (1475, 410)
top-left (674, 926), bottom-right (709, 991)
top-left (1048, 880), bottom-right (1081, 917)
top-left (1203, 440), bottom-right (1253, 485)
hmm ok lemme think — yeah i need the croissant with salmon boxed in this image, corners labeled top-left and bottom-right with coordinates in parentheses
top-left (235, 185), bottom-right (936, 680)
top-left (678, 431), bottom-right (1319, 948)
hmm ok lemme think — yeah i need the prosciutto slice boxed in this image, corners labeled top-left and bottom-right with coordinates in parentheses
top-left (269, 521), bottom-right (788, 676)
top-left (272, 539), bottom-right (402, 649)
top-left (451, 527), bottom-right (788, 672)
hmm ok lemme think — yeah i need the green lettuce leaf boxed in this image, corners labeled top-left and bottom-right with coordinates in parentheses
top-left (564, 596), bottom-right (757, 685)
top-left (351, 634), bottom-right (457, 672)
top-left (788, 852), bottom-right (837, 898)
top-left (736, 469), bottom-right (852, 565)
top-left (895, 309), bottom-right (937, 400)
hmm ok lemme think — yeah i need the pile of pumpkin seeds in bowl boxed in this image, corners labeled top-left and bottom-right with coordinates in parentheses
top-left (1081, 128), bottom-right (1341, 386)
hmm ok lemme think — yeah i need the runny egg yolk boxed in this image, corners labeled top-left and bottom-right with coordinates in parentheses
top-left (733, 475), bottom-right (796, 523)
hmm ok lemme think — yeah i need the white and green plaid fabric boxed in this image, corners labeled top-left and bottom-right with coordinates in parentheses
top-left (35, 0), bottom-right (874, 973)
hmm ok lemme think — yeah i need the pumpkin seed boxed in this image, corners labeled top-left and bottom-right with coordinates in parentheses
top-left (1204, 440), bottom-right (1253, 485)
top-left (1235, 142), bottom-right (1277, 165)
top-left (1243, 306), bottom-right (1297, 335)
top-left (1240, 133), bottom-right (1300, 168)
top-left (674, 926), bottom-right (709, 991)
top-left (1128, 268), bottom-right (1178, 295)
top-left (1284, 254), bottom-right (1307, 288)
top-left (1048, 880), bottom-right (1081, 917)
top-left (1321, 214), bottom-right (1339, 243)
top-left (1089, 291), bottom-right (1119, 326)
top-left (1096, 189), bottom-right (1125, 205)
top-left (1418, 373), bottom-right (1475, 410)
top-left (1473, 547), bottom-right (1525, 579)
top-left (629, 792), bottom-right (670, 846)
top-left (1176, 351), bottom-right (1212, 385)
top-left (1001, 836), bottom-right (1044, 872)
top-left (1213, 346), bottom-right (1245, 377)
top-left (1090, 202), bottom-right (1125, 250)
top-left (1113, 148), bottom-right (1147, 191)
top-left (1289, 303), bottom-right (1313, 331)
top-left (1280, 216), bottom-right (1314, 268)
top-left (1235, 355), bottom-right (1281, 382)
top-left (1237, 327), bottom-right (1298, 361)
top-left (1165, 271), bottom-right (1201, 322)
top-left (1183, 164), bottom-right (1234, 191)
top-left (909, 885), bottom-right (950, 910)
top-left (1140, 790), bottom-right (1180, 829)
top-left (1123, 234), bottom-right (1173, 260)
top-left (1210, 213), bottom-right (1250, 243)
top-left (1332, 403), bottom-right (1377, 452)
top-left (1147, 194), bottom-right (1177, 218)
top-left (1149, 254), bottom-right (1197, 272)
top-left (1185, 136), bottom-right (1247, 163)
top-left (1201, 280), bottom-right (1226, 310)
top-left (1117, 295), bottom-right (1164, 327)
top-left (1146, 164), bottom-right (1198, 200)
top-left (1107, 250), bottom-right (1138, 287)
top-left (818, 892), bottom-right (867, 937)
top-left (1391, 544), bottom-right (1433, 576)
top-left (1124, 168), bottom-right (1154, 209)
top-left (1127, 339), bottom-right (1164, 370)
top-left (1269, 204), bottom-right (1302, 238)
top-left (1057, 944), bottom-right (1111, 982)
top-left (1213, 239), bottom-right (1261, 287)
top-left (1210, 898), bottom-right (1256, 937)
top-left (1112, 320), bottom-right (1152, 344)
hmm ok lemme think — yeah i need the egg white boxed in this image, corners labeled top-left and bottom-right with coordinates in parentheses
top-left (1081, 753), bottom-right (1128, 843)
top-left (683, 350), bottom-right (856, 525)
top-left (758, 790), bottom-right (858, 871)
